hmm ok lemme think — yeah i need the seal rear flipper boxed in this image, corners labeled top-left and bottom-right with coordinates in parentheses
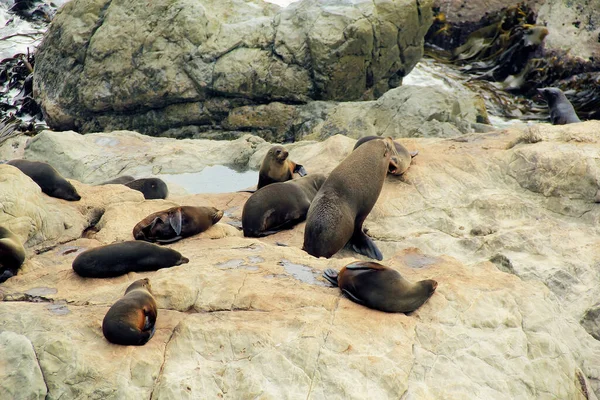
top-left (323, 269), bottom-right (339, 286)
top-left (410, 150), bottom-right (419, 158)
top-left (348, 231), bottom-right (383, 261)
top-left (155, 235), bottom-right (183, 244)
top-left (341, 288), bottom-right (365, 305)
top-left (169, 209), bottom-right (183, 236)
top-left (0, 269), bottom-right (16, 283)
top-left (294, 164), bottom-right (308, 177)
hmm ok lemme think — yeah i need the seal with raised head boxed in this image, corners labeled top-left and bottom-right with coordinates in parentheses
top-left (72, 241), bottom-right (189, 278)
top-left (124, 178), bottom-right (169, 200)
top-left (323, 261), bottom-right (437, 313)
top-left (133, 206), bottom-right (224, 243)
top-left (303, 137), bottom-right (399, 260)
top-left (257, 145), bottom-right (307, 190)
top-left (353, 136), bottom-right (418, 176)
top-left (537, 87), bottom-right (581, 125)
top-left (243, 173), bottom-right (327, 237)
top-left (0, 226), bottom-right (26, 283)
top-left (102, 278), bottom-right (157, 346)
top-left (7, 159), bottom-right (81, 201)
top-left (99, 175), bottom-right (136, 185)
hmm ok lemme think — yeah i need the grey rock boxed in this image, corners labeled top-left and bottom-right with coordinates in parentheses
top-left (0, 331), bottom-right (47, 400)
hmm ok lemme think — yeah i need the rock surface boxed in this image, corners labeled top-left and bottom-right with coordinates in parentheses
top-left (0, 331), bottom-right (47, 400)
top-left (33, 0), bottom-right (433, 136)
top-left (2, 122), bottom-right (600, 398)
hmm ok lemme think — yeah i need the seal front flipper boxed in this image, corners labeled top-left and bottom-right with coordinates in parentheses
top-left (348, 231), bottom-right (383, 261)
top-left (155, 235), bottom-right (183, 244)
top-left (323, 269), bottom-right (339, 286)
top-left (341, 288), bottom-right (365, 305)
top-left (169, 208), bottom-right (183, 236)
top-left (294, 164), bottom-right (308, 177)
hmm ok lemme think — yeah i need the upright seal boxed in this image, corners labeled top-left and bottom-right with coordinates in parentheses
top-left (7, 159), bottom-right (81, 201)
top-left (323, 261), bottom-right (437, 313)
top-left (537, 87), bottom-right (581, 125)
top-left (133, 206), bottom-right (224, 243)
top-left (72, 241), bottom-right (189, 278)
top-left (257, 145), bottom-right (307, 189)
top-left (102, 278), bottom-right (158, 346)
top-left (303, 137), bottom-right (399, 260)
top-left (0, 226), bottom-right (26, 283)
top-left (243, 174), bottom-right (327, 237)
top-left (353, 136), bottom-right (418, 176)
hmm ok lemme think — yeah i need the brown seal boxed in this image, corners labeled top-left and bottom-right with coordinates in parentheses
top-left (102, 278), bottom-right (157, 346)
top-left (242, 173), bottom-right (327, 237)
top-left (99, 175), bottom-right (136, 185)
top-left (7, 159), bottom-right (81, 201)
top-left (72, 241), bottom-right (189, 278)
top-left (257, 145), bottom-right (307, 190)
top-left (0, 226), bottom-right (26, 283)
top-left (537, 87), bottom-right (581, 125)
top-left (323, 261), bottom-right (437, 313)
top-left (303, 137), bottom-right (399, 260)
top-left (353, 136), bottom-right (418, 176)
top-left (133, 206), bottom-right (223, 243)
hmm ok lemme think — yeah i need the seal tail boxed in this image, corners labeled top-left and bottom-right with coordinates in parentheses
top-left (323, 269), bottom-right (339, 287)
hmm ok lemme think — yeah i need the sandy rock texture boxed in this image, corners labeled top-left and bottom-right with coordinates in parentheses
top-left (2, 122), bottom-right (600, 398)
top-left (33, 0), bottom-right (433, 136)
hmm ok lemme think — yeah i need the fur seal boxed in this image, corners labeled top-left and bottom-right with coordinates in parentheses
top-left (0, 226), bottom-right (26, 283)
top-left (7, 159), bottom-right (81, 201)
top-left (303, 137), bottom-right (399, 260)
top-left (323, 261), bottom-right (437, 313)
top-left (537, 87), bottom-right (581, 125)
top-left (99, 175), bottom-right (136, 185)
top-left (72, 241), bottom-right (189, 278)
top-left (257, 145), bottom-right (307, 190)
top-left (242, 173), bottom-right (327, 237)
top-left (102, 278), bottom-right (157, 346)
top-left (353, 136), bottom-right (418, 176)
top-left (124, 178), bottom-right (169, 200)
top-left (133, 206), bottom-right (224, 243)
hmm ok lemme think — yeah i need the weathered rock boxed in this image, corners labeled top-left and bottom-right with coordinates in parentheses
top-left (2, 122), bottom-right (600, 397)
top-left (33, 0), bottom-right (433, 136)
top-left (0, 331), bottom-right (47, 400)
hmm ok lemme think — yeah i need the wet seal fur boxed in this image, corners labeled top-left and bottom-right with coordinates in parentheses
top-left (303, 137), bottom-right (399, 260)
top-left (323, 261), bottom-right (437, 313)
top-left (242, 173), bottom-right (327, 237)
top-left (0, 226), bottom-right (26, 283)
top-left (133, 206), bottom-right (224, 243)
top-left (102, 278), bottom-right (157, 346)
top-left (72, 241), bottom-right (189, 278)
top-left (7, 159), bottom-right (81, 201)
top-left (257, 145), bottom-right (307, 190)
top-left (537, 87), bottom-right (581, 125)
top-left (353, 136), bottom-right (418, 176)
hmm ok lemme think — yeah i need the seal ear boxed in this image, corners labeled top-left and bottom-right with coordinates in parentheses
top-left (169, 209), bottom-right (183, 236)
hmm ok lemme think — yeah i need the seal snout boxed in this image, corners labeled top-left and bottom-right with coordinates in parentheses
top-left (213, 209), bottom-right (224, 223)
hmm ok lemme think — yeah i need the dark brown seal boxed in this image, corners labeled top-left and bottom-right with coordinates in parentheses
top-left (353, 136), bottom-right (418, 176)
top-left (124, 178), bottom-right (169, 200)
top-left (242, 173), bottom-right (327, 237)
top-left (303, 137), bottom-right (399, 260)
top-left (257, 145), bottom-right (307, 190)
top-left (0, 226), bottom-right (26, 283)
top-left (102, 278), bottom-right (157, 346)
top-left (133, 206), bottom-right (223, 243)
top-left (7, 159), bottom-right (81, 201)
top-left (72, 241), bottom-right (189, 278)
top-left (323, 261), bottom-right (437, 313)
top-left (99, 175), bottom-right (136, 185)
top-left (537, 87), bottom-right (581, 125)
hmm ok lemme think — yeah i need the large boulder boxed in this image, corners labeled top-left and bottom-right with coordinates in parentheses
top-left (33, 0), bottom-right (433, 136)
top-left (0, 331), bottom-right (47, 399)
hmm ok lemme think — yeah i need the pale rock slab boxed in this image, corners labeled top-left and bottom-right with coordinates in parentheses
top-left (0, 331), bottom-right (47, 400)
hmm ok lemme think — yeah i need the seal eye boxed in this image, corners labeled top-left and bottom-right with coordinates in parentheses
top-left (276, 150), bottom-right (281, 155)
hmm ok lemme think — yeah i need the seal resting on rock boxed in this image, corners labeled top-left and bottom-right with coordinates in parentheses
top-left (303, 137), bottom-right (399, 260)
top-left (323, 261), bottom-right (437, 313)
top-left (0, 226), bottom-right (26, 283)
top-left (124, 178), bottom-right (169, 199)
top-left (7, 159), bottom-right (81, 201)
top-left (537, 87), bottom-right (581, 125)
top-left (257, 145), bottom-right (307, 190)
top-left (133, 206), bottom-right (224, 243)
top-left (72, 241), bottom-right (189, 278)
top-left (102, 278), bottom-right (157, 346)
top-left (242, 174), bottom-right (327, 237)
top-left (99, 175), bottom-right (136, 185)
top-left (353, 136), bottom-right (418, 176)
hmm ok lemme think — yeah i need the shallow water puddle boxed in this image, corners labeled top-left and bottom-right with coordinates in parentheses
top-left (158, 165), bottom-right (257, 194)
top-left (216, 259), bottom-right (259, 271)
top-left (402, 253), bottom-right (439, 268)
top-left (25, 287), bottom-right (57, 297)
top-left (278, 259), bottom-right (328, 286)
